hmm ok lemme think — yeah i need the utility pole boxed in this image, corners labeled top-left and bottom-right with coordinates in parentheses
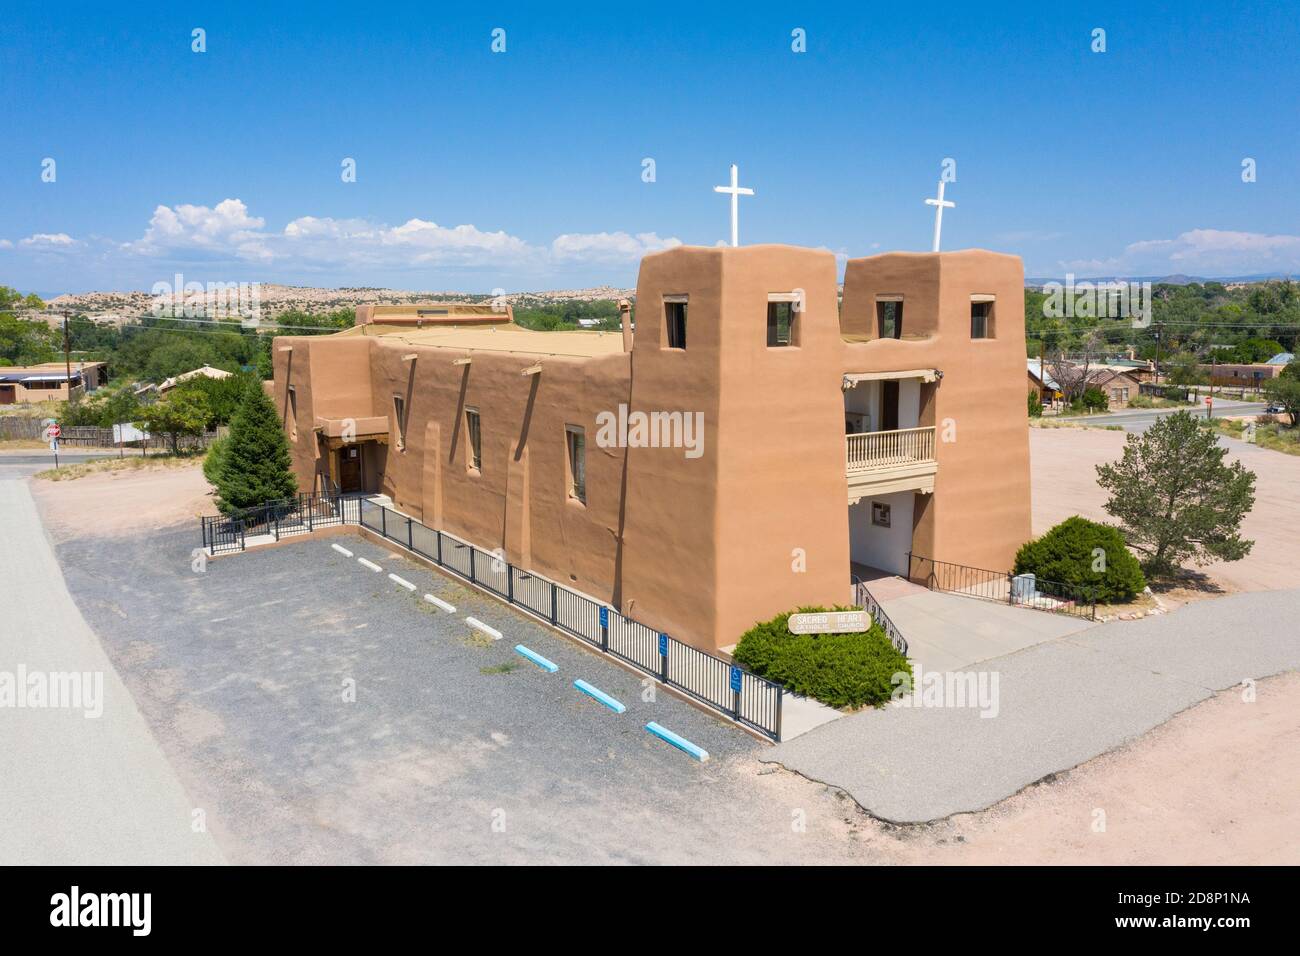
top-left (1153, 323), bottom-right (1162, 388)
top-left (62, 311), bottom-right (74, 404)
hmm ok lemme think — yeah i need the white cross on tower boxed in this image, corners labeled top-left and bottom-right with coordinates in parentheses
top-left (924, 180), bottom-right (955, 252)
top-left (713, 163), bottom-right (755, 247)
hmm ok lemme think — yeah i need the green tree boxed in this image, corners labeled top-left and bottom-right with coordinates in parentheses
top-left (210, 384), bottom-right (297, 512)
top-left (1262, 361), bottom-right (1300, 426)
top-left (1027, 389), bottom-right (1043, 418)
top-left (1096, 411), bottom-right (1256, 577)
top-left (1014, 516), bottom-right (1146, 603)
top-left (1080, 385), bottom-right (1108, 412)
top-left (136, 388), bottom-right (211, 454)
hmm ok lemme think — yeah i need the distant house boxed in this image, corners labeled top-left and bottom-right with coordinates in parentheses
top-left (0, 361), bottom-right (107, 405)
top-left (137, 364), bottom-right (233, 398)
top-left (1091, 368), bottom-right (1141, 407)
top-left (1196, 362), bottom-right (1282, 389)
top-left (1031, 359), bottom-right (1139, 408)
top-left (1027, 359), bottom-right (1061, 404)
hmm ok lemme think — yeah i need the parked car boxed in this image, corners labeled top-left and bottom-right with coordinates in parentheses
top-left (1265, 403), bottom-right (1285, 414)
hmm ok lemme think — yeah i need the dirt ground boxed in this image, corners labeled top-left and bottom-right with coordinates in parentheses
top-left (878, 671), bottom-right (1300, 865)
top-left (1030, 427), bottom-right (1300, 598)
top-left (30, 461), bottom-right (213, 540)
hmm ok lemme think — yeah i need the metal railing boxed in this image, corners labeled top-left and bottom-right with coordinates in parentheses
top-left (204, 495), bottom-right (784, 740)
top-left (851, 576), bottom-right (909, 655)
top-left (200, 492), bottom-right (351, 554)
top-left (355, 498), bottom-right (783, 740)
top-left (908, 553), bottom-right (1096, 620)
top-left (845, 426), bottom-right (935, 473)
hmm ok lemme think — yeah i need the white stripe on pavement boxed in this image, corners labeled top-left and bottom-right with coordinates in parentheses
top-left (331, 543), bottom-right (354, 558)
top-left (388, 573), bottom-right (416, 591)
top-left (357, 558), bottom-right (383, 572)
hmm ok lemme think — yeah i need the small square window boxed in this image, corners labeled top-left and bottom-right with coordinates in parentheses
top-left (664, 298), bottom-right (687, 349)
top-left (565, 425), bottom-right (586, 504)
top-left (876, 300), bottom-right (903, 339)
top-left (970, 299), bottom-right (994, 339)
top-left (464, 407), bottom-right (481, 472)
top-left (767, 301), bottom-right (797, 347)
top-left (871, 502), bottom-right (891, 528)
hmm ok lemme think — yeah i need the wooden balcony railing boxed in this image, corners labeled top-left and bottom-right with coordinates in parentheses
top-left (845, 426), bottom-right (936, 473)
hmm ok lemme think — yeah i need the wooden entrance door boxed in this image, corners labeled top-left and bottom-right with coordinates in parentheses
top-left (880, 380), bottom-right (900, 432)
top-left (339, 446), bottom-right (363, 492)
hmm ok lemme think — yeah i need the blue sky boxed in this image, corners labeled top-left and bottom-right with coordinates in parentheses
top-left (2, 0), bottom-right (1298, 294)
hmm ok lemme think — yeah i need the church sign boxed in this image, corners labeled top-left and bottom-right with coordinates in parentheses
top-left (788, 610), bottom-right (870, 635)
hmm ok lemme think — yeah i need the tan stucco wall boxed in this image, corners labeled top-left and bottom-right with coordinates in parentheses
top-left (273, 245), bottom-right (1034, 651)
top-left (841, 250), bottom-right (1033, 574)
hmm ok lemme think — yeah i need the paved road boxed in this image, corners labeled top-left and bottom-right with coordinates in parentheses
top-left (0, 480), bottom-right (225, 864)
top-left (766, 588), bottom-right (1300, 823)
top-left (0, 450), bottom-right (115, 480)
top-left (1056, 400), bottom-right (1267, 433)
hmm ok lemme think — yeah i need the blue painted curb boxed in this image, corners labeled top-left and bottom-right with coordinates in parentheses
top-left (573, 679), bottom-right (626, 713)
top-left (514, 644), bottom-right (558, 673)
top-left (645, 722), bottom-right (709, 762)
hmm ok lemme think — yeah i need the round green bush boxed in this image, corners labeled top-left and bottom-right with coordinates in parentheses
top-left (1013, 516), bottom-right (1146, 603)
top-left (732, 607), bottom-right (912, 710)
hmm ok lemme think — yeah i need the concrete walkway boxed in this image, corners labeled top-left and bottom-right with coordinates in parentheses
top-left (880, 589), bottom-right (1095, 672)
top-left (765, 588), bottom-right (1300, 823)
top-left (0, 480), bottom-right (225, 864)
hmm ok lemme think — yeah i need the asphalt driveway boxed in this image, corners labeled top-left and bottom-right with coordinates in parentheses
top-left (767, 588), bottom-right (1300, 823)
top-left (42, 521), bottom-right (880, 864)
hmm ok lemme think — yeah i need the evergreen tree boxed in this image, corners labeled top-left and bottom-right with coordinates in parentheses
top-left (212, 383), bottom-right (298, 513)
top-left (1096, 411), bottom-right (1255, 576)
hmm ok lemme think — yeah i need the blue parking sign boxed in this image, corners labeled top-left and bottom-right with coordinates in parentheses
top-left (599, 607), bottom-right (609, 628)
top-left (658, 633), bottom-right (668, 656)
top-left (729, 666), bottom-right (742, 693)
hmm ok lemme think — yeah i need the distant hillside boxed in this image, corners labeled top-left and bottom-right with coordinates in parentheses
top-left (1025, 273), bottom-right (1296, 288)
top-left (46, 283), bottom-right (636, 318)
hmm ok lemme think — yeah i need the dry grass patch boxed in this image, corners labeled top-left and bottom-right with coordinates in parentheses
top-left (34, 453), bottom-right (205, 481)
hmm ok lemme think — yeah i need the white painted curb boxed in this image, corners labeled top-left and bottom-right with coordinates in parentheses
top-left (465, 617), bottom-right (503, 641)
top-left (388, 573), bottom-right (416, 591)
top-left (424, 594), bottom-right (456, 613)
top-left (331, 543), bottom-right (354, 558)
top-left (357, 558), bottom-right (383, 572)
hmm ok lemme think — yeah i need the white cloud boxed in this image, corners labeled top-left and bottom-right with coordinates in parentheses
top-left (1060, 228), bottom-right (1300, 276)
top-left (551, 231), bottom-right (681, 263)
top-left (104, 199), bottom-right (674, 275)
top-left (126, 198), bottom-right (269, 260)
top-left (19, 233), bottom-right (79, 248)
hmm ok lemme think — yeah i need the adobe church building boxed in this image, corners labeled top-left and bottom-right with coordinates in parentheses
top-left (272, 245), bottom-right (1032, 653)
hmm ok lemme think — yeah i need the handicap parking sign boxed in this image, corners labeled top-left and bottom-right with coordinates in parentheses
top-left (658, 633), bottom-right (668, 656)
top-left (729, 666), bottom-right (742, 693)
top-left (599, 607), bottom-right (608, 628)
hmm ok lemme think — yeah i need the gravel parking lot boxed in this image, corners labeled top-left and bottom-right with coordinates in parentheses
top-left (50, 524), bottom-right (879, 864)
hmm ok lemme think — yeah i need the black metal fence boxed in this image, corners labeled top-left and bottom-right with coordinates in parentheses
top-left (908, 553), bottom-right (1097, 620)
top-left (354, 499), bottom-right (783, 739)
top-left (200, 493), bottom-right (354, 555)
top-left (851, 577), bottom-right (909, 655)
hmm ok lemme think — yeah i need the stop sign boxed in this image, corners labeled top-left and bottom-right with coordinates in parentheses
top-left (48, 422), bottom-right (61, 438)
